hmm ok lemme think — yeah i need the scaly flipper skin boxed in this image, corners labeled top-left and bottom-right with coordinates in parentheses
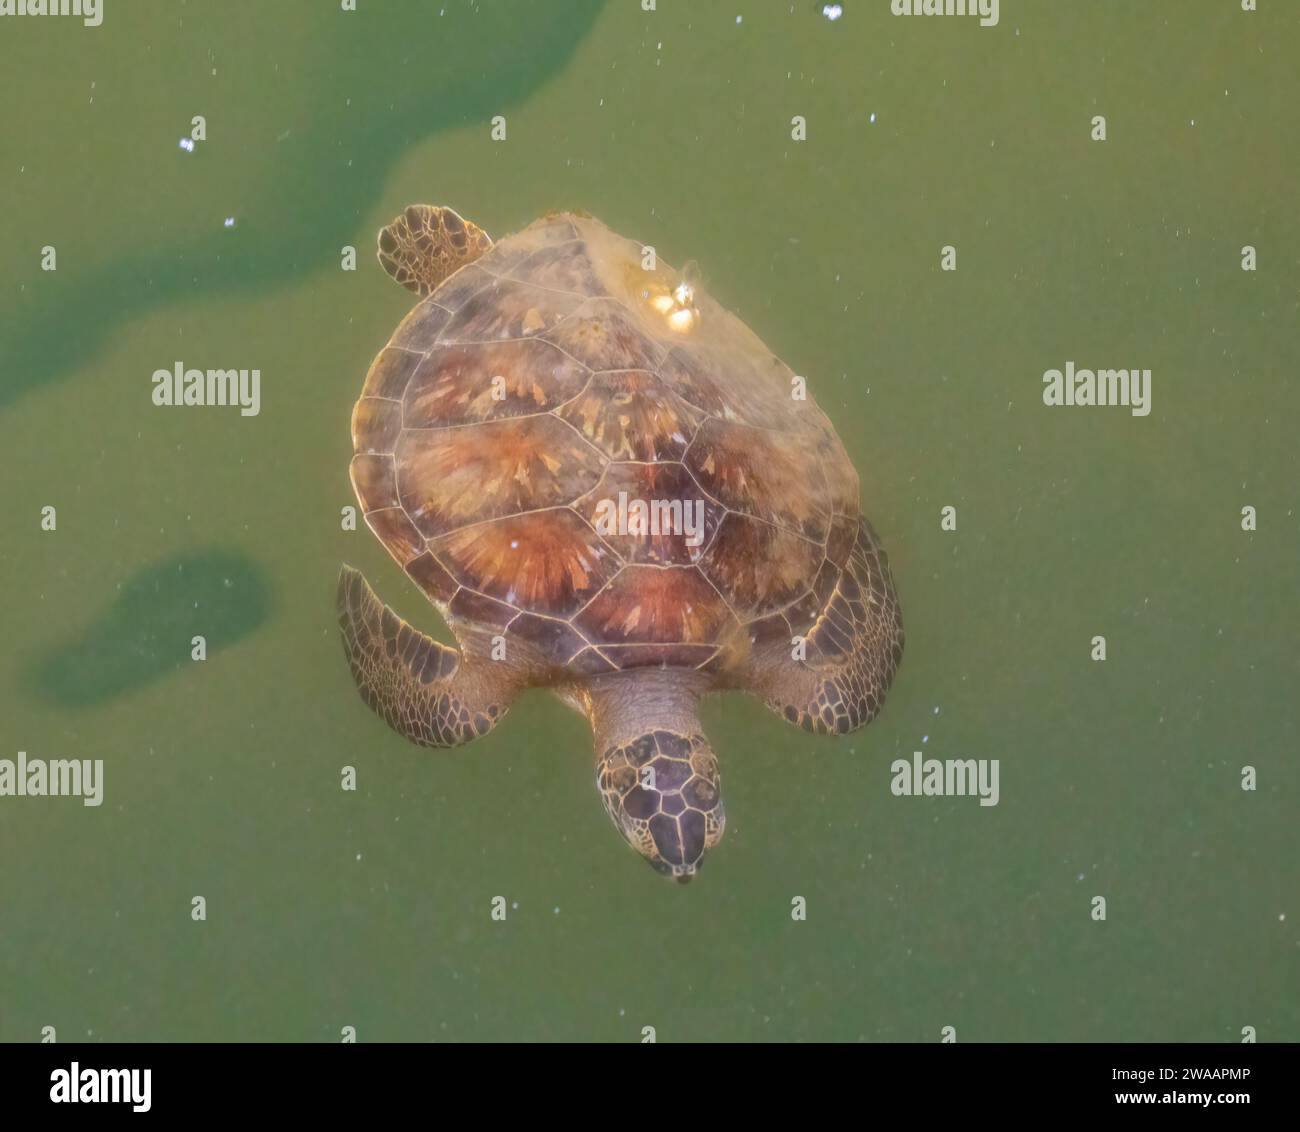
top-left (751, 519), bottom-right (904, 735)
top-left (337, 565), bottom-right (513, 748)
top-left (376, 204), bottom-right (492, 296)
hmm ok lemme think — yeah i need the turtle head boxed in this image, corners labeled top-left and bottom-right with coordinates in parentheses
top-left (588, 673), bottom-right (725, 879)
top-left (596, 729), bottom-right (724, 880)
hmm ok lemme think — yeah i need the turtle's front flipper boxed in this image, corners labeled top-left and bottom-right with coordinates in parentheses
top-left (376, 204), bottom-right (492, 296)
top-left (337, 566), bottom-right (513, 748)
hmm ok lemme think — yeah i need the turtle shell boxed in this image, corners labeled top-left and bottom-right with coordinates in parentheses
top-left (351, 212), bottom-right (862, 676)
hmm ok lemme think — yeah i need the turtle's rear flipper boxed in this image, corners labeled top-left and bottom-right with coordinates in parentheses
top-left (376, 204), bottom-right (492, 296)
top-left (748, 519), bottom-right (903, 735)
top-left (337, 566), bottom-right (513, 748)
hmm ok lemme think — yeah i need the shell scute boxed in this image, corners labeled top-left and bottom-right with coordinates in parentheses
top-left (746, 610), bottom-right (794, 648)
top-left (599, 644), bottom-right (721, 671)
top-left (395, 415), bottom-right (604, 537)
top-left (778, 586), bottom-right (824, 639)
top-left (441, 276), bottom-right (582, 343)
top-left (501, 239), bottom-right (606, 297)
top-left (569, 647), bottom-right (619, 675)
top-left (404, 338), bottom-right (589, 426)
top-left (364, 508), bottom-right (424, 567)
top-left (571, 462), bottom-right (723, 567)
top-left (363, 347), bottom-right (422, 400)
top-left (351, 396), bottom-right (402, 455)
top-left (350, 453), bottom-right (398, 513)
top-left (506, 612), bottom-right (590, 664)
top-left (557, 370), bottom-right (701, 462)
top-left (447, 587), bottom-right (518, 631)
top-left (542, 299), bottom-right (664, 372)
top-left (684, 418), bottom-right (831, 542)
top-left (432, 509), bottom-right (616, 618)
top-left (405, 550), bottom-right (458, 604)
top-left (698, 513), bottom-right (823, 619)
top-left (660, 343), bottom-right (792, 431)
top-left (389, 299), bottom-right (452, 352)
top-left (826, 514), bottom-right (857, 568)
top-left (425, 264), bottom-right (495, 315)
top-left (573, 565), bottom-right (734, 646)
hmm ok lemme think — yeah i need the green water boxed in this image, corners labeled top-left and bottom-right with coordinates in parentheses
top-left (2, 0), bottom-right (1296, 1042)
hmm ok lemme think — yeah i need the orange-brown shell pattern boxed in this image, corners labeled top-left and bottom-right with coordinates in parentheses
top-left (350, 212), bottom-right (863, 679)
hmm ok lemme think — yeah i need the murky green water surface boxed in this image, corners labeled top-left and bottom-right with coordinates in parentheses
top-left (2, 0), bottom-right (1296, 1041)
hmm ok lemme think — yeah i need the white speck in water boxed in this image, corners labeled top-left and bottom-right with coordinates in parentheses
top-left (869, 112), bottom-right (876, 124)
top-left (735, 15), bottom-right (742, 24)
top-left (178, 138), bottom-right (195, 152)
top-left (355, 853), bottom-right (362, 861)
top-left (821, 3), bottom-right (844, 20)
top-left (511, 901), bottom-right (519, 910)
top-left (223, 217), bottom-right (236, 228)
top-left (553, 906), bottom-right (560, 915)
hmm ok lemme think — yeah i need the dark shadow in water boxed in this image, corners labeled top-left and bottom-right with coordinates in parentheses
top-left (27, 550), bottom-right (273, 709)
top-left (0, 0), bottom-right (607, 409)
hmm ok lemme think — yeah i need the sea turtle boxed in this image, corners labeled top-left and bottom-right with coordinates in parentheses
top-left (339, 204), bottom-right (903, 879)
